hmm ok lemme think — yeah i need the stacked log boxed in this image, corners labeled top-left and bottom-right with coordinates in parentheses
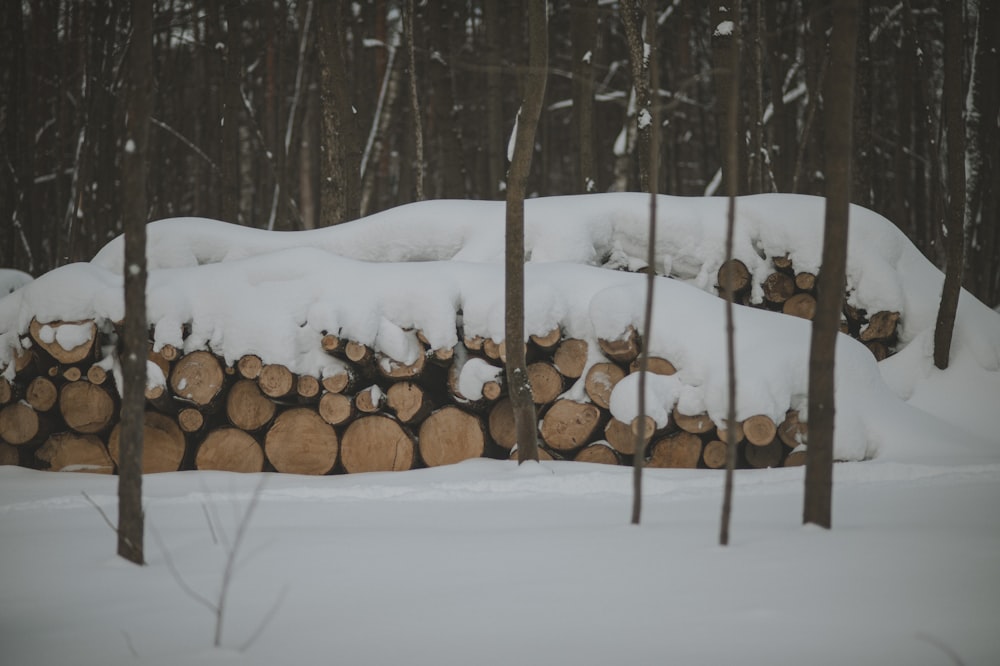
top-left (0, 315), bottom-right (814, 476)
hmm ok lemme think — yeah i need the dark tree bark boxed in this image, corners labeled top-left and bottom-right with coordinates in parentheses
top-left (711, 2), bottom-right (742, 195)
top-left (933, 0), bottom-right (966, 370)
top-left (484, 0), bottom-right (504, 199)
top-left (620, 0), bottom-right (652, 192)
top-left (804, 0), bottom-right (858, 530)
top-left (221, 0), bottom-right (243, 224)
top-left (720, 0), bottom-right (742, 547)
top-left (852, 0), bottom-right (873, 208)
top-left (118, 0), bottom-right (153, 566)
top-left (318, 2), bottom-right (361, 225)
top-left (506, 0), bottom-right (547, 464)
top-left (571, 0), bottom-right (598, 194)
top-left (404, 0), bottom-right (424, 202)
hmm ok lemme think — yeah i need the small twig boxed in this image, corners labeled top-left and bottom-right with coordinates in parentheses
top-left (202, 502), bottom-right (219, 546)
top-left (123, 630), bottom-right (139, 658)
top-left (149, 521), bottom-right (217, 614)
top-left (238, 584), bottom-right (289, 653)
top-left (215, 475), bottom-right (268, 647)
top-left (81, 491), bottom-right (117, 534)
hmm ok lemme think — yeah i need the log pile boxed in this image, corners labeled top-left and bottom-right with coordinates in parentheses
top-left (0, 315), bottom-right (812, 476)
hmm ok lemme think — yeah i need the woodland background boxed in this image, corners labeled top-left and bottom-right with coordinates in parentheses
top-left (1, 0), bottom-right (997, 307)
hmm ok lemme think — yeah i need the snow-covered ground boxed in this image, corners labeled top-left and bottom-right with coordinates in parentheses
top-left (1, 193), bottom-right (999, 664)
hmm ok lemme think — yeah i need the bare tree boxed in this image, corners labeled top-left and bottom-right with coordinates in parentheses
top-left (719, 0), bottom-right (742, 547)
top-left (404, 0), bottom-right (425, 202)
top-left (118, 0), bottom-right (153, 566)
top-left (804, 0), bottom-right (858, 530)
top-left (933, 0), bottom-right (966, 370)
top-left (620, 0), bottom-right (652, 192)
top-left (571, 0), bottom-right (598, 194)
top-left (505, 0), bottom-right (548, 464)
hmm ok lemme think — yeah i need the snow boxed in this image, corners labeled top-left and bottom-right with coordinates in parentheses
top-left (0, 268), bottom-right (33, 296)
top-left (714, 20), bottom-right (734, 37)
top-left (1, 192), bottom-right (999, 664)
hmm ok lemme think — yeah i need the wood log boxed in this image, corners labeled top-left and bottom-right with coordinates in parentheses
top-left (428, 345), bottom-right (454, 364)
top-left (762, 272), bottom-right (796, 305)
top-left (144, 383), bottom-right (175, 413)
top-left (108, 411), bottom-right (186, 473)
top-left (716, 419), bottom-right (744, 444)
top-left (236, 354), bottom-right (263, 379)
top-left (355, 384), bottom-right (386, 414)
top-left (386, 381), bottom-right (434, 424)
top-left (671, 406), bottom-right (714, 434)
top-left (745, 437), bottom-right (783, 468)
top-left (170, 350), bottom-right (225, 406)
top-left (0, 402), bottom-right (49, 445)
top-left (527, 361), bottom-right (563, 405)
top-left (318, 392), bottom-right (355, 426)
top-left (463, 335), bottom-right (484, 352)
top-left (552, 338), bottom-right (588, 379)
top-left (865, 340), bottom-right (891, 361)
top-left (0, 376), bottom-right (12, 404)
top-left (322, 367), bottom-right (358, 394)
top-left (62, 366), bottom-right (82, 382)
top-left (37, 432), bottom-right (114, 473)
top-left (584, 362), bottom-right (625, 410)
top-left (159, 344), bottom-right (180, 361)
top-left (60, 381), bottom-right (115, 434)
top-left (539, 399), bottom-right (604, 452)
top-left (258, 363), bottom-right (295, 399)
top-left (487, 398), bottom-right (516, 450)
top-left (377, 351), bottom-right (426, 380)
top-left (783, 293), bottom-right (816, 320)
top-left (178, 407), bottom-right (205, 434)
top-left (26, 376), bottom-right (58, 412)
top-left (794, 271), bottom-right (817, 292)
top-left (296, 374), bottom-right (321, 399)
top-left (508, 446), bottom-right (554, 461)
top-left (0, 440), bottom-right (19, 466)
top-left (598, 325), bottom-right (640, 364)
top-left (778, 410), bottom-right (808, 449)
top-left (702, 439), bottom-right (729, 469)
top-left (28, 318), bottom-right (97, 365)
top-left (530, 327), bottom-right (562, 351)
top-left (12, 348), bottom-right (34, 374)
top-left (147, 343), bottom-right (171, 379)
top-left (320, 334), bottom-right (342, 353)
top-left (195, 427), bottom-right (265, 472)
top-left (226, 379), bottom-right (277, 431)
top-left (717, 258), bottom-right (751, 295)
top-left (345, 340), bottom-right (373, 364)
top-left (629, 356), bottom-right (677, 376)
top-left (743, 414), bottom-right (777, 446)
top-left (573, 441), bottom-right (621, 465)
top-left (646, 431), bottom-right (702, 468)
top-left (603, 417), bottom-right (641, 455)
top-left (264, 408), bottom-right (339, 475)
top-left (860, 310), bottom-right (900, 342)
top-left (341, 414), bottom-right (416, 473)
top-left (86, 364), bottom-right (108, 385)
top-left (783, 450), bottom-right (807, 466)
top-left (418, 406), bottom-right (486, 467)
top-left (772, 255), bottom-right (793, 272)
top-left (482, 379), bottom-right (504, 402)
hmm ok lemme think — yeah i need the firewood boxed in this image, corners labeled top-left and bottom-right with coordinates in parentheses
top-left (145, 383), bottom-right (175, 413)
top-left (236, 354), bottom-right (263, 379)
top-left (429, 345), bottom-right (454, 364)
top-left (13, 348), bottom-right (34, 374)
top-left (86, 365), bottom-right (108, 385)
top-left (322, 367), bottom-right (357, 394)
top-left (318, 392), bottom-right (355, 426)
top-left (28, 318), bottom-right (97, 365)
top-left (482, 379), bottom-right (504, 402)
top-left (717, 258), bottom-right (751, 295)
top-left (671, 406), bottom-right (714, 434)
top-left (584, 362), bottom-right (626, 410)
top-left (702, 439), bottom-right (728, 469)
top-left (782, 293), bottom-right (816, 320)
top-left (296, 375), bottom-right (321, 399)
top-left (0, 440), bottom-right (19, 466)
top-left (147, 343), bottom-right (171, 379)
top-left (552, 338), bottom-right (588, 379)
top-left (716, 419), bottom-right (744, 444)
top-left (37, 432), bottom-right (114, 473)
top-left (170, 350), bottom-right (225, 406)
top-left (540, 399), bottom-right (604, 452)
top-left (320, 334), bottom-right (342, 353)
top-left (26, 376), bottom-right (58, 412)
top-left (108, 411), bottom-right (187, 473)
top-left (487, 398), bottom-right (516, 450)
top-left (159, 344), bottom-right (179, 361)
top-left (530, 327), bottom-right (562, 351)
top-left (865, 341), bottom-right (890, 361)
top-left (463, 335), bottom-right (484, 352)
top-left (783, 450), bottom-right (807, 466)
top-left (598, 325), bottom-right (640, 364)
top-left (0, 402), bottom-right (49, 445)
top-left (341, 415), bottom-right (416, 473)
top-left (573, 441), bottom-right (621, 465)
top-left (743, 414), bottom-right (777, 446)
top-left (377, 351), bottom-right (426, 380)
top-left (60, 380), bottom-right (115, 434)
top-left (777, 410), bottom-right (808, 449)
top-left (0, 376), bottom-right (12, 404)
top-left (264, 408), bottom-right (339, 475)
top-left (178, 407), bottom-right (205, 434)
top-left (418, 406), bottom-right (486, 467)
top-left (226, 379), bottom-right (277, 431)
top-left (355, 384), bottom-right (386, 414)
top-left (604, 418), bottom-right (639, 455)
top-left (859, 310), bottom-right (900, 342)
top-left (772, 255), bottom-right (793, 272)
top-left (195, 427), bottom-right (265, 472)
top-left (258, 363), bottom-right (295, 399)
top-left (629, 356), bottom-right (677, 376)
top-left (62, 367), bottom-right (82, 382)
top-left (386, 381), bottom-right (434, 424)
top-left (527, 361), bottom-right (563, 405)
top-left (345, 340), bottom-right (373, 364)
top-left (794, 271), bottom-right (817, 292)
top-left (508, 446), bottom-right (554, 461)
top-left (482, 338), bottom-right (504, 361)
top-left (646, 431), bottom-right (702, 468)
top-left (745, 437), bottom-right (783, 468)
top-left (762, 272), bottom-right (796, 305)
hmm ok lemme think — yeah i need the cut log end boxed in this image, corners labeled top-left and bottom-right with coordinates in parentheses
top-left (540, 399), bottom-right (603, 452)
top-left (341, 415), bottom-right (416, 473)
top-left (195, 428), bottom-right (265, 473)
top-left (646, 431), bottom-right (702, 468)
top-left (584, 362), bottom-right (626, 410)
top-left (60, 381), bottom-right (116, 434)
top-left (108, 411), bottom-right (186, 473)
top-left (264, 408), bottom-right (339, 475)
top-left (170, 350), bottom-right (225, 406)
top-left (37, 432), bottom-right (114, 473)
top-left (419, 406), bottom-right (486, 467)
top-left (598, 326), bottom-right (640, 364)
top-left (743, 414), bottom-right (777, 446)
top-left (671, 406), bottom-right (714, 434)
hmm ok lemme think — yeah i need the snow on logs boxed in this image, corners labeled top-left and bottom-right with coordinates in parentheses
top-left (0, 316), bottom-right (814, 475)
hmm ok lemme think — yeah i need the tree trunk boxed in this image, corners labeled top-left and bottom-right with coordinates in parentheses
top-left (109, 411), bottom-right (185, 474)
top-left (571, 0), bottom-right (598, 193)
top-left (805, 0), bottom-right (858, 530)
top-left (505, 0), bottom-right (547, 464)
top-left (620, 0), bottom-right (651, 192)
top-left (221, 0), bottom-right (243, 224)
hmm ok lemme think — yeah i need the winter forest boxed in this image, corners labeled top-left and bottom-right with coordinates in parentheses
top-left (1, 0), bottom-right (998, 307)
